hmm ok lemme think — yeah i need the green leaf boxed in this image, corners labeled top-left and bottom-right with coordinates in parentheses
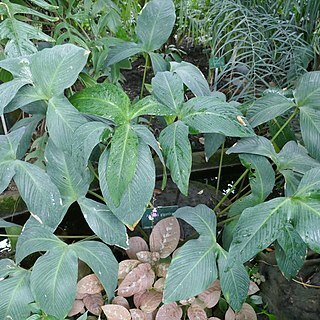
top-left (275, 224), bottom-right (307, 279)
top-left (174, 204), bottom-right (216, 238)
top-left (229, 198), bottom-right (290, 262)
top-left (0, 79), bottom-right (31, 115)
top-left (159, 121), bottom-right (191, 195)
top-left (78, 197), bottom-right (128, 248)
top-left (0, 258), bottom-right (17, 278)
top-left (0, 162), bottom-right (16, 193)
top-left (295, 71), bottom-right (320, 108)
top-left (171, 61), bottom-right (211, 96)
top-left (277, 141), bottom-right (320, 174)
top-left (0, 269), bottom-right (34, 320)
top-left (136, 0), bottom-right (175, 52)
top-left (16, 226), bottom-right (66, 264)
top-left (281, 170), bottom-right (301, 196)
top-left (46, 95), bottom-right (87, 153)
top-left (72, 121), bottom-right (112, 169)
top-left (247, 93), bottom-right (295, 127)
top-left (204, 133), bottom-right (225, 161)
top-left (149, 52), bottom-right (169, 74)
top-left (0, 126), bottom-right (25, 162)
top-left (0, 220), bottom-right (19, 228)
top-left (226, 136), bottom-right (277, 162)
top-left (164, 237), bottom-right (217, 303)
top-left (10, 114), bottom-right (44, 159)
top-left (218, 250), bottom-right (249, 312)
top-left (71, 241), bottom-right (118, 301)
top-left (14, 160), bottom-right (65, 229)
top-left (70, 82), bottom-right (130, 125)
top-left (129, 96), bottom-right (174, 119)
top-left (152, 71), bottom-right (184, 112)
top-left (106, 41), bottom-right (143, 66)
top-left (133, 124), bottom-right (165, 165)
top-left (294, 167), bottom-right (320, 197)
top-left (4, 85), bottom-right (44, 114)
top-left (164, 205), bottom-right (218, 303)
top-left (30, 247), bottom-right (78, 319)
top-left (181, 97), bottom-right (255, 137)
top-left (45, 139), bottom-right (92, 206)
top-left (300, 107), bottom-right (320, 161)
top-left (240, 154), bottom-right (275, 201)
top-left (107, 124), bottom-right (139, 206)
top-left (99, 141), bottom-right (155, 228)
top-left (29, 44), bottom-right (89, 98)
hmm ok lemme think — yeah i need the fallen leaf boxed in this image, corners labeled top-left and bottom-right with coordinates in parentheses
top-left (112, 296), bottom-right (130, 310)
top-left (101, 304), bottom-right (131, 320)
top-left (130, 308), bottom-right (147, 320)
top-left (68, 299), bottom-right (85, 317)
top-left (127, 237), bottom-right (149, 259)
top-left (197, 280), bottom-right (221, 308)
top-left (118, 259), bottom-right (141, 279)
top-left (248, 282), bottom-right (259, 295)
top-left (187, 304), bottom-right (207, 320)
top-left (235, 303), bottom-right (257, 320)
top-left (155, 302), bottom-right (183, 320)
top-left (140, 291), bottom-right (163, 313)
top-left (83, 293), bottom-right (103, 315)
top-left (150, 217), bottom-right (180, 258)
top-left (118, 263), bottom-right (155, 297)
top-left (77, 274), bottom-right (103, 295)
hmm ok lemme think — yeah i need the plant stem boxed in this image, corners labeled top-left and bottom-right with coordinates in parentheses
top-left (1, 115), bottom-right (8, 134)
top-left (217, 214), bottom-right (241, 227)
top-left (88, 190), bottom-right (106, 203)
top-left (214, 169), bottom-right (249, 211)
top-left (88, 162), bottom-right (99, 181)
top-left (216, 142), bottom-right (225, 197)
top-left (140, 53), bottom-right (150, 99)
top-left (270, 107), bottom-right (299, 143)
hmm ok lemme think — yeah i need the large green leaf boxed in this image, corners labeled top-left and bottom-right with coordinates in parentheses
top-left (293, 168), bottom-right (320, 252)
top-left (0, 79), bottom-right (31, 115)
top-left (164, 237), bottom-right (217, 303)
top-left (16, 226), bottom-right (66, 264)
top-left (164, 205), bottom-right (218, 303)
top-left (226, 136), bottom-right (277, 162)
top-left (281, 170), bottom-right (301, 196)
top-left (4, 85), bottom-right (44, 114)
top-left (240, 154), bottom-right (275, 201)
top-left (170, 61), bottom-right (211, 96)
top-left (45, 139), bottom-right (92, 206)
top-left (70, 82), bottom-right (130, 125)
top-left (46, 95), bottom-right (87, 153)
top-left (13, 160), bottom-right (65, 229)
top-left (181, 97), bottom-right (255, 137)
top-left (0, 126), bottom-right (25, 162)
top-left (129, 96), bottom-right (174, 119)
top-left (107, 124), bottom-right (139, 207)
top-left (106, 41), bottom-right (143, 66)
top-left (204, 133), bottom-right (225, 161)
top-left (295, 71), bottom-right (320, 108)
top-left (78, 197), bottom-right (128, 248)
top-left (275, 224), bottom-right (307, 280)
top-left (0, 258), bottom-right (17, 278)
top-left (0, 162), bottom-right (15, 193)
top-left (30, 247), bottom-right (78, 319)
top-left (152, 71), bottom-right (184, 112)
top-left (29, 44), bottom-right (89, 98)
top-left (10, 114), bottom-right (44, 159)
top-left (218, 250), bottom-right (249, 312)
top-left (71, 241), bottom-right (118, 301)
top-left (133, 124), bottom-right (165, 165)
top-left (247, 93), bottom-right (295, 127)
top-left (149, 52), bottom-right (169, 74)
top-left (229, 197), bottom-right (290, 262)
top-left (300, 107), bottom-right (320, 161)
top-left (277, 141), bottom-right (320, 174)
top-left (99, 141), bottom-right (155, 228)
top-left (136, 0), bottom-right (175, 52)
top-left (159, 121), bottom-right (191, 195)
top-left (72, 121), bottom-right (112, 169)
top-left (0, 269), bottom-right (34, 320)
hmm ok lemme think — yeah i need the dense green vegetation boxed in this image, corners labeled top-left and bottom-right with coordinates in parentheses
top-left (0, 0), bottom-right (320, 319)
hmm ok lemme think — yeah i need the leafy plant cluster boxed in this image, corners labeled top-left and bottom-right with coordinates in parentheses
top-left (0, 0), bottom-right (320, 319)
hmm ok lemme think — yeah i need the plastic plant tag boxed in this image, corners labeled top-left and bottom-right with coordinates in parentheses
top-left (141, 206), bottom-right (178, 230)
top-left (209, 57), bottom-right (225, 69)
